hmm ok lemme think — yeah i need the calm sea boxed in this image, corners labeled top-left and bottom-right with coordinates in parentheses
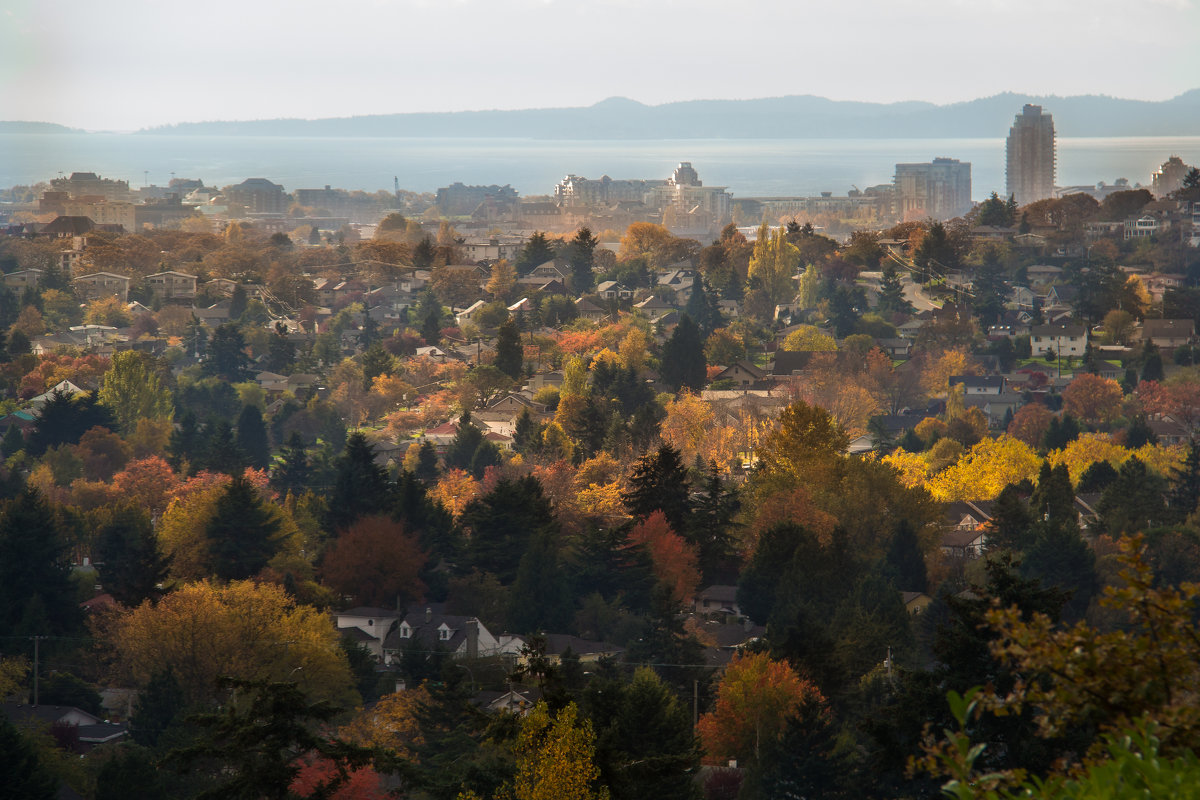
top-left (3, 133), bottom-right (1198, 201)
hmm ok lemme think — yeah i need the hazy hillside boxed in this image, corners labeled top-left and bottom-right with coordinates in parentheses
top-left (134, 91), bottom-right (1200, 139)
top-left (0, 121), bottom-right (81, 134)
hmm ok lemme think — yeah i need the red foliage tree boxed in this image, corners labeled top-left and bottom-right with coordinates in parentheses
top-left (628, 510), bottom-right (701, 608)
top-left (320, 516), bottom-right (427, 607)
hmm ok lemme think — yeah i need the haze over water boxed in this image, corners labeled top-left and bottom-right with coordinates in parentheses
top-left (4, 134), bottom-right (1198, 201)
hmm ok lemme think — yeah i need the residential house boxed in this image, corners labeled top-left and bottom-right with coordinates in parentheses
top-left (711, 362), bottom-right (766, 388)
top-left (877, 338), bottom-right (913, 358)
top-left (382, 607), bottom-right (520, 663)
top-left (1, 703), bottom-right (127, 753)
top-left (455, 299), bottom-right (489, 327)
top-left (1025, 264), bottom-right (1062, 286)
top-left (1125, 214), bottom-right (1168, 240)
top-left (574, 297), bottom-right (606, 321)
top-left (255, 371), bottom-right (290, 393)
top-left (940, 500), bottom-right (994, 559)
top-left (2, 268), bottom-right (44, 291)
top-left (334, 607), bottom-right (401, 661)
top-left (949, 375), bottom-right (1005, 396)
top-left (901, 591), bottom-right (934, 615)
top-left (144, 270), bottom-right (197, 302)
top-left (1031, 323), bottom-right (1087, 358)
top-left (539, 634), bottom-right (624, 666)
top-left (596, 280), bottom-right (634, 301)
top-left (1142, 319), bottom-right (1194, 349)
top-left (73, 272), bottom-right (130, 302)
top-left (693, 585), bottom-right (741, 617)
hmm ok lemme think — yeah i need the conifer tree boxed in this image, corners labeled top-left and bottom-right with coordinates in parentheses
top-left (659, 314), bottom-right (706, 392)
top-left (1167, 439), bottom-right (1200, 523)
top-left (235, 404), bottom-right (271, 470)
top-left (414, 440), bottom-right (439, 483)
top-left (96, 505), bottom-right (169, 608)
top-left (877, 263), bottom-right (913, 315)
top-left (271, 431), bottom-right (310, 495)
top-left (445, 412), bottom-right (484, 472)
top-left (327, 432), bottom-right (391, 532)
top-left (206, 475), bottom-right (283, 581)
top-left (0, 488), bottom-right (81, 646)
top-left (494, 317), bottom-right (524, 380)
top-left (623, 444), bottom-right (692, 534)
top-left (567, 226), bottom-right (598, 293)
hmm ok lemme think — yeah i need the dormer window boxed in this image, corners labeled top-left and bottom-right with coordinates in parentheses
top-left (399, 623), bottom-right (411, 639)
top-left (438, 624), bottom-right (451, 641)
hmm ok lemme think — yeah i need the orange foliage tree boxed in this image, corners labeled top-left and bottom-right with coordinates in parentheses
top-left (1007, 401), bottom-right (1053, 447)
top-left (319, 516), bottom-right (426, 607)
top-left (697, 651), bottom-right (825, 765)
top-left (628, 511), bottom-right (701, 608)
top-left (111, 456), bottom-right (181, 518)
top-left (1062, 373), bottom-right (1123, 425)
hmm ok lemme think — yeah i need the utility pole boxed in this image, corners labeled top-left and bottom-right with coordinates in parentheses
top-left (31, 635), bottom-right (42, 705)
top-left (693, 679), bottom-right (699, 729)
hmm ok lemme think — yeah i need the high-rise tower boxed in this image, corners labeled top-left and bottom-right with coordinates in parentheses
top-left (1006, 104), bottom-right (1056, 207)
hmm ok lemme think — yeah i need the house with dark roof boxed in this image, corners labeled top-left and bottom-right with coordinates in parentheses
top-left (1142, 319), bottom-right (1194, 349)
top-left (2, 702), bottom-right (127, 753)
top-left (382, 607), bottom-right (522, 663)
top-left (949, 374), bottom-right (1005, 396)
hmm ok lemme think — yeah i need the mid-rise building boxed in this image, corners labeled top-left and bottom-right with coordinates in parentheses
top-left (893, 158), bottom-right (972, 221)
top-left (435, 183), bottom-right (519, 216)
top-left (224, 178), bottom-right (287, 214)
top-left (1152, 156), bottom-right (1194, 198)
top-left (1006, 105), bottom-right (1056, 206)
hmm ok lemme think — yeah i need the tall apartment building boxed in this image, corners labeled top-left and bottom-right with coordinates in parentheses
top-left (893, 158), bottom-right (972, 221)
top-left (1006, 105), bottom-right (1056, 207)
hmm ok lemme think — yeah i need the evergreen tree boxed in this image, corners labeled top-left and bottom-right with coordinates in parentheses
top-left (1167, 439), bottom-right (1200, 523)
top-left (659, 314), bottom-right (707, 392)
top-left (1142, 341), bottom-right (1165, 382)
top-left (515, 231), bottom-right (556, 275)
top-left (27, 389), bottom-right (116, 455)
top-left (512, 408), bottom-right (543, 456)
top-left (0, 488), bottom-right (81, 647)
top-left (131, 668), bottom-right (186, 748)
top-left (507, 526), bottom-right (571, 633)
top-left (1, 424), bottom-right (23, 458)
top-left (885, 519), bottom-right (927, 592)
top-left (327, 432), bottom-right (391, 532)
top-left (95, 746), bottom-right (169, 800)
top-left (468, 438), bottom-right (502, 479)
top-left (167, 410), bottom-right (202, 474)
top-left (1029, 461), bottom-right (1076, 529)
top-left (0, 716), bottom-right (57, 800)
top-left (414, 440), bottom-right (439, 483)
top-left (1078, 460), bottom-right (1119, 493)
top-left (270, 431), bottom-right (310, 495)
top-left (235, 404), bottom-right (271, 470)
top-left (683, 276), bottom-right (721, 337)
top-left (567, 226), bottom-right (598, 293)
top-left (206, 475), bottom-right (283, 581)
top-left (494, 317), bottom-right (523, 380)
top-left (462, 475), bottom-right (556, 584)
top-left (229, 284), bottom-right (248, 321)
top-left (877, 263), bottom-right (913, 315)
top-left (203, 323), bottom-right (252, 382)
top-left (622, 444), bottom-right (692, 534)
top-left (1022, 518), bottom-right (1096, 622)
top-left (417, 289), bottom-right (442, 345)
top-left (412, 236), bottom-right (436, 269)
top-left (1125, 415), bottom-right (1159, 448)
top-left (987, 484), bottom-right (1036, 552)
top-left (1041, 414), bottom-right (1082, 451)
top-left (1099, 455), bottom-right (1167, 537)
top-left (445, 412), bottom-right (483, 472)
top-left (199, 419), bottom-right (245, 475)
top-left (96, 504), bottom-right (168, 607)
top-left (689, 461), bottom-right (740, 581)
top-left (264, 322), bottom-right (295, 373)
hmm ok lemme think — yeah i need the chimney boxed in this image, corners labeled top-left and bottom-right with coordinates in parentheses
top-left (466, 617), bottom-right (479, 660)
top-left (425, 607), bottom-right (432, 623)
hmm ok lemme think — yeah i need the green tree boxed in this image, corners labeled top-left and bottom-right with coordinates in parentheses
top-left (622, 444), bottom-right (692, 534)
top-left (417, 288), bottom-right (443, 345)
top-left (0, 715), bottom-right (57, 800)
top-left (98, 351), bottom-right (173, 433)
top-left (327, 432), bottom-right (391, 532)
top-left (494, 317), bottom-right (524, 380)
top-left (96, 504), bottom-right (169, 608)
top-left (463, 475), bottom-right (556, 584)
top-left (27, 389), bottom-right (115, 456)
top-left (235, 404), bottom-right (271, 470)
top-left (206, 476), bottom-right (284, 581)
top-left (877, 263), bottom-right (913, 315)
top-left (166, 677), bottom-right (375, 800)
top-left (748, 224), bottom-right (800, 304)
top-left (204, 323), bottom-right (252, 382)
top-left (0, 488), bottom-right (81, 648)
top-left (1099, 455), bottom-right (1167, 537)
top-left (659, 314), bottom-right (706, 392)
top-left (508, 526), bottom-right (572, 633)
top-left (567, 227), bottom-right (598, 293)
top-left (270, 432), bottom-right (310, 495)
top-left (516, 231), bottom-right (556, 275)
top-left (130, 667), bottom-right (186, 748)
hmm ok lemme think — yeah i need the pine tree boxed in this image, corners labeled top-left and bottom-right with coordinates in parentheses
top-left (265, 324), bottom-right (295, 373)
top-left (877, 263), bottom-right (912, 315)
top-left (206, 475), bottom-right (283, 581)
top-left (0, 488), bottom-right (81, 644)
top-left (684, 276), bottom-right (721, 337)
top-left (512, 408), bottom-right (543, 456)
top-left (463, 475), bottom-right (556, 584)
top-left (96, 505), bottom-right (169, 607)
top-left (622, 445), bottom-right (691, 534)
top-left (494, 317), bottom-right (524, 380)
top-left (508, 527), bottom-right (571, 633)
top-left (0, 716), bottom-right (57, 800)
top-left (987, 484), bottom-right (1036, 552)
top-left (567, 227), bottom-right (598, 293)
top-left (885, 519), bottom-right (927, 592)
top-left (445, 412), bottom-right (483, 472)
top-left (200, 419), bottom-right (246, 475)
top-left (28, 389), bottom-right (116, 455)
top-left (1, 424), bottom-right (23, 458)
top-left (689, 462), bottom-right (740, 582)
top-left (327, 432), bottom-right (391, 532)
top-left (235, 404), bottom-right (271, 470)
top-left (167, 411), bottom-right (202, 474)
top-left (516, 231), bottom-right (556, 275)
top-left (270, 431), bottom-right (310, 495)
top-left (203, 323), bottom-right (252, 382)
top-left (417, 289), bottom-right (442, 345)
top-left (659, 314), bottom-right (706, 392)
top-left (414, 440), bottom-right (439, 483)
top-left (1167, 439), bottom-right (1200, 522)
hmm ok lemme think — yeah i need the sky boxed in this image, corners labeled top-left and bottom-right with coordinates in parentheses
top-left (2, 0), bottom-right (1198, 131)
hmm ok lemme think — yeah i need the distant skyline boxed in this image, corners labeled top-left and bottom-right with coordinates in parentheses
top-left (2, 0), bottom-right (1199, 131)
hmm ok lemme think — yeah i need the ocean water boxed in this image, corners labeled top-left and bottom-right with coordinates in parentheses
top-left (2, 133), bottom-right (1198, 201)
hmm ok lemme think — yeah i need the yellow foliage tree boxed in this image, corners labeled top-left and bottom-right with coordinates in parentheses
top-left (781, 325), bottom-right (836, 352)
top-left (882, 449), bottom-right (931, 489)
top-left (748, 224), bottom-right (800, 305)
top-left (618, 327), bottom-right (648, 373)
top-left (1047, 433), bottom-right (1131, 484)
top-left (96, 579), bottom-right (357, 706)
top-left (659, 392), bottom-right (715, 464)
top-left (340, 684), bottom-right (431, 759)
top-left (506, 701), bottom-right (607, 800)
top-left (432, 469), bottom-right (480, 517)
top-left (921, 349), bottom-right (970, 396)
top-left (926, 435), bottom-right (1041, 502)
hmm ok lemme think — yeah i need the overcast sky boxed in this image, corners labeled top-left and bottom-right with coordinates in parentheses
top-left (2, 0), bottom-right (1198, 131)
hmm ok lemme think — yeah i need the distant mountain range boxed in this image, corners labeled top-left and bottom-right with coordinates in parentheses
top-left (129, 91), bottom-right (1200, 139)
top-left (0, 121), bottom-right (82, 134)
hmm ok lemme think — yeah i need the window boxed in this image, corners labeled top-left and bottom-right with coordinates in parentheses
top-left (439, 628), bottom-right (450, 641)
top-left (399, 625), bottom-right (410, 639)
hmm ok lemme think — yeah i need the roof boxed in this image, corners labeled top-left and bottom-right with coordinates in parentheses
top-left (1143, 319), bottom-right (1194, 338)
top-left (1032, 323), bottom-right (1086, 337)
top-left (949, 374), bottom-right (1004, 389)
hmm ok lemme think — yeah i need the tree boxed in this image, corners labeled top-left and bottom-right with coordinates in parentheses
top-left (462, 475), bottom-right (556, 584)
top-left (697, 651), bottom-right (824, 766)
top-left (203, 323), bottom-right (252, 382)
top-left (271, 432), bottom-right (311, 496)
top-left (684, 276), bottom-right (721, 337)
top-left (96, 504), bottom-right (169, 607)
top-left (130, 667), bottom-right (186, 748)
top-left (508, 701), bottom-right (606, 800)
top-left (206, 474), bottom-right (285, 581)
top-left (100, 580), bottom-right (357, 706)
top-left (0, 488), bottom-right (81, 647)
top-left (487, 259), bottom-right (518, 300)
top-left (622, 444), bottom-right (691, 534)
top-left (235, 404), bottom-right (271, 470)
top-left (327, 433), bottom-right (392, 532)
top-left (167, 677), bottom-right (375, 800)
top-left (320, 516), bottom-right (426, 607)
top-left (659, 314), bottom-right (706, 392)
top-left (0, 715), bottom-right (57, 800)
top-left (494, 317), bottom-right (524, 380)
top-left (516, 231), bottom-right (556, 275)
top-left (98, 351), bottom-right (173, 433)
top-left (508, 526), bottom-right (572, 634)
top-left (877, 263), bottom-right (913, 315)
top-left (747, 224), bottom-right (800, 304)
top-left (566, 227), bottom-right (598, 293)
top-left (1062, 373), bottom-right (1123, 425)
top-left (27, 389), bottom-right (115, 456)
top-left (628, 511), bottom-right (701, 609)
top-left (1099, 455), bottom-right (1167, 537)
